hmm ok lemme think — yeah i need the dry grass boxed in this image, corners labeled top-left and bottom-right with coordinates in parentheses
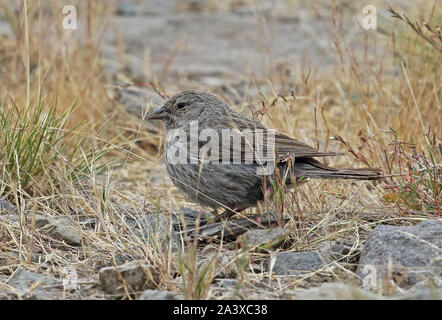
top-left (0, 0), bottom-right (440, 299)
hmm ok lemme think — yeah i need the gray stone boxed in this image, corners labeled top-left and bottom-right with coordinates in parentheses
top-left (6, 269), bottom-right (60, 300)
top-left (137, 213), bottom-right (168, 238)
top-left (319, 238), bottom-right (359, 265)
top-left (397, 288), bottom-right (442, 300)
top-left (3, 213), bottom-right (82, 246)
top-left (239, 227), bottom-right (288, 249)
top-left (99, 260), bottom-right (160, 294)
top-left (215, 279), bottom-right (237, 288)
top-left (216, 251), bottom-right (240, 278)
top-left (138, 289), bottom-right (183, 300)
top-left (34, 215), bottom-right (82, 246)
top-left (195, 251), bottom-right (239, 279)
top-left (0, 198), bottom-right (16, 214)
top-left (195, 250), bottom-right (244, 279)
top-left (267, 251), bottom-right (331, 276)
top-left (410, 275), bottom-right (442, 292)
top-left (127, 213), bottom-right (181, 252)
top-left (171, 207), bottom-right (214, 228)
top-left (293, 282), bottom-right (381, 300)
top-left (356, 220), bottom-right (442, 286)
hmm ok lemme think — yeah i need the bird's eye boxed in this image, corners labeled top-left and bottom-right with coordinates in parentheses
top-left (176, 102), bottom-right (187, 110)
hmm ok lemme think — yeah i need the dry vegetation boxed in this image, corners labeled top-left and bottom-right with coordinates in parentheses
top-left (0, 0), bottom-right (440, 299)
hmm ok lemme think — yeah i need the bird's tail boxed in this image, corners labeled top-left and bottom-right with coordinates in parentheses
top-left (285, 158), bottom-right (383, 181)
top-left (299, 166), bottom-right (383, 180)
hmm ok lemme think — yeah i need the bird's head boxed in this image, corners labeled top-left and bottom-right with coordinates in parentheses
top-left (146, 90), bottom-right (230, 129)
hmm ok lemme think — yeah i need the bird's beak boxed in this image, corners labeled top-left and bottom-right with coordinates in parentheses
top-left (146, 106), bottom-right (168, 120)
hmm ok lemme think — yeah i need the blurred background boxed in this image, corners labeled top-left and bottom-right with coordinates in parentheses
top-left (0, 0), bottom-right (438, 149)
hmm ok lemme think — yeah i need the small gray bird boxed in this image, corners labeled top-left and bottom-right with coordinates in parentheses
top-left (147, 90), bottom-right (381, 221)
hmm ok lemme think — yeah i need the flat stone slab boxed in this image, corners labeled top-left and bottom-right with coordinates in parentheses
top-left (267, 250), bottom-right (331, 276)
top-left (99, 260), bottom-right (160, 294)
top-left (34, 215), bottom-right (82, 246)
top-left (5, 269), bottom-right (61, 300)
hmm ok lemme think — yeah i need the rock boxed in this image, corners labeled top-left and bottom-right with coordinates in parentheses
top-left (216, 251), bottom-right (240, 278)
top-left (319, 238), bottom-right (359, 265)
top-left (3, 213), bottom-right (82, 246)
top-left (239, 227), bottom-right (288, 250)
top-left (0, 198), bottom-right (17, 214)
top-left (195, 250), bottom-right (243, 279)
top-left (34, 215), bottom-right (82, 246)
top-left (138, 289), bottom-right (183, 300)
top-left (410, 276), bottom-right (442, 292)
top-left (266, 251), bottom-right (331, 276)
top-left (171, 207), bottom-right (214, 228)
top-left (136, 214), bottom-right (168, 238)
top-left (293, 282), bottom-right (380, 300)
top-left (6, 269), bottom-right (60, 300)
top-left (215, 279), bottom-right (237, 288)
top-left (127, 213), bottom-right (181, 252)
top-left (99, 260), bottom-right (160, 294)
top-left (357, 220), bottom-right (442, 287)
top-left (397, 288), bottom-right (442, 300)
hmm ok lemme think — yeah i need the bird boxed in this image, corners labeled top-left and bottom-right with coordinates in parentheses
top-left (147, 89), bottom-right (382, 221)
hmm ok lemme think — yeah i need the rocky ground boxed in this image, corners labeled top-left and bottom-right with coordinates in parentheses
top-left (1, 197), bottom-right (441, 299)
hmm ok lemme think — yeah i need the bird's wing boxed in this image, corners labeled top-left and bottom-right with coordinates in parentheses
top-left (222, 115), bottom-right (343, 159)
top-left (187, 116), bottom-right (342, 166)
top-left (272, 132), bottom-right (343, 158)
